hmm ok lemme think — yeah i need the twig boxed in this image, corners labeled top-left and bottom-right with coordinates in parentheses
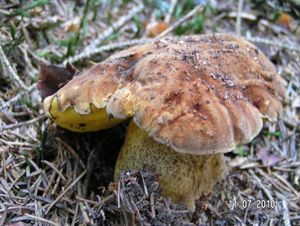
top-left (24, 214), bottom-right (60, 226)
top-left (65, 5), bottom-right (205, 64)
top-left (150, 193), bottom-right (156, 218)
top-left (71, 202), bottom-right (79, 226)
top-left (56, 137), bottom-right (86, 169)
top-left (51, 0), bottom-right (66, 16)
top-left (157, 5), bottom-right (203, 38)
top-left (236, 0), bottom-right (244, 36)
top-left (228, 11), bottom-right (257, 21)
top-left (19, 44), bottom-right (39, 78)
top-left (88, 3), bottom-right (144, 49)
top-left (65, 3), bottom-right (144, 63)
top-left (249, 169), bottom-right (273, 201)
top-left (41, 160), bottom-right (67, 182)
top-left (66, 5), bottom-right (204, 64)
top-left (45, 170), bottom-right (86, 214)
top-left (256, 168), bottom-right (294, 195)
top-left (20, 22), bottom-right (33, 48)
top-left (273, 172), bottom-right (299, 197)
top-left (76, 196), bottom-right (99, 205)
top-left (27, 48), bottom-right (50, 64)
top-left (0, 139), bottom-right (34, 147)
top-left (0, 115), bottom-right (46, 132)
top-left (64, 38), bottom-right (154, 64)
top-left (0, 83), bottom-right (37, 111)
top-left (83, 149), bottom-right (96, 196)
top-left (260, 19), bottom-right (294, 37)
top-left (0, 45), bottom-right (27, 90)
top-left (164, 0), bottom-right (177, 24)
top-left (245, 32), bottom-right (300, 52)
top-left (130, 199), bottom-right (142, 223)
top-left (77, 182), bottom-right (91, 224)
top-left (282, 199), bottom-right (291, 226)
top-left (0, 203), bottom-right (6, 226)
top-left (140, 171), bottom-right (148, 197)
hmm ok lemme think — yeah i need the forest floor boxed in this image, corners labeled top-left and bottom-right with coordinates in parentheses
top-left (0, 0), bottom-right (299, 225)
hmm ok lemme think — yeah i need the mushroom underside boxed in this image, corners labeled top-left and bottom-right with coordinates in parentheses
top-left (43, 96), bottom-right (123, 132)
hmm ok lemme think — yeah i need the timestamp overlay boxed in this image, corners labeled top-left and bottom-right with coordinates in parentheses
top-left (228, 198), bottom-right (278, 210)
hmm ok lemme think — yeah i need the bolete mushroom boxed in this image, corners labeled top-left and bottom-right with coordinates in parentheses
top-left (42, 33), bottom-right (285, 210)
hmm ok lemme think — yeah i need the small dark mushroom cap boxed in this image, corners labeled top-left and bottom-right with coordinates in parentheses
top-left (38, 63), bottom-right (76, 100)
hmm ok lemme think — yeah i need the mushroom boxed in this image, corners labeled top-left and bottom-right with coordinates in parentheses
top-left (114, 120), bottom-right (226, 210)
top-left (42, 48), bottom-right (145, 132)
top-left (107, 34), bottom-right (285, 210)
top-left (42, 33), bottom-right (285, 210)
top-left (38, 63), bottom-right (76, 101)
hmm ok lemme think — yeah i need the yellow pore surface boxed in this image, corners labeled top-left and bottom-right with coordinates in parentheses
top-left (44, 97), bottom-right (123, 132)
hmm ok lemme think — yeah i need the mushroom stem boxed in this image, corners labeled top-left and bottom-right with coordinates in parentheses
top-left (114, 120), bottom-right (226, 210)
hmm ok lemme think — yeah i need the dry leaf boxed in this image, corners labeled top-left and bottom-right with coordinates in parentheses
top-left (257, 148), bottom-right (281, 166)
top-left (276, 12), bottom-right (292, 28)
top-left (146, 21), bottom-right (168, 37)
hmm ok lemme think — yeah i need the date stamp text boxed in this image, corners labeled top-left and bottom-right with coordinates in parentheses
top-left (228, 198), bottom-right (278, 210)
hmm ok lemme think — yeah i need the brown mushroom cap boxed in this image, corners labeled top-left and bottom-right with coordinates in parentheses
top-left (44, 33), bottom-right (285, 152)
top-left (106, 33), bottom-right (285, 155)
top-left (43, 43), bottom-right (157, 116)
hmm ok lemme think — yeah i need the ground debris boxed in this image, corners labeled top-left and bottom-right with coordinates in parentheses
top-left (98, 170), bottom-right (191, 226)
top-left (0, 0), bottom-right (299, 225)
